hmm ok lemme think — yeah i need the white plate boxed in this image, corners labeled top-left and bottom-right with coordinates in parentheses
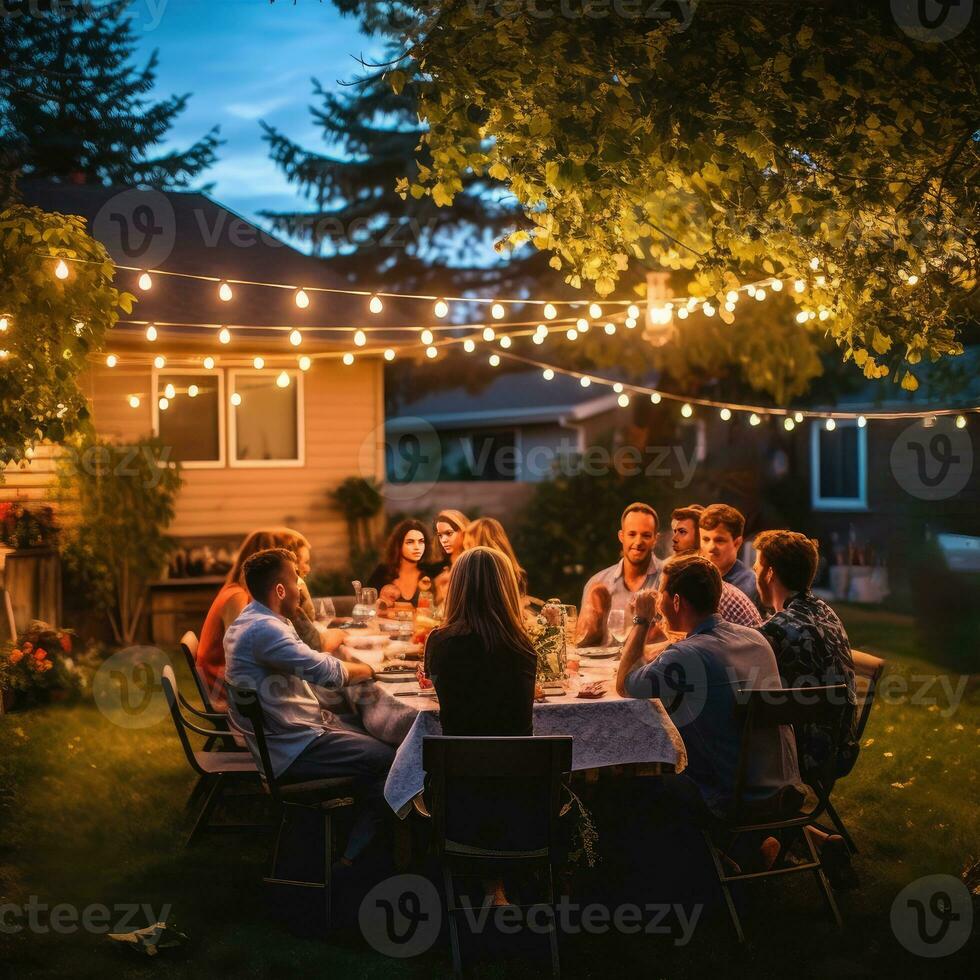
top-left (575, 646), bottom-right (621, 659)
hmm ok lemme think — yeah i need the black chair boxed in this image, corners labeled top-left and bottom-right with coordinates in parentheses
top-left (225, 680), bottom-right (357, 929)
top-left (160, 666), bottom-right (263, 847)
top-left (422, 735), bottom-right (573, 979)
top-left (702, 685), bottom-right (849, 943)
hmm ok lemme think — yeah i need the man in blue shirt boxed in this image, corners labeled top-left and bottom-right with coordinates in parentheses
top-left (225, 548), bottom-right (393, 862)
top-left (699, 503), bottom-right (763, 612)
top-left (616, 553), bottom-right (800, 821)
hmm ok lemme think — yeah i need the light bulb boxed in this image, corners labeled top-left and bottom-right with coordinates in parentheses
top-left (618, 393), bottom-right (630, 408)
top-left (298, 355), bottom-right (312, 371)
top-left (463, 339), bottom-right (476, 353)
top-left (627, 304), bottom-right (640, 319)
top-left (537, 324), bottom-right (549, 337)
top-left (158, 397), bottom-right (169, 411)
top-left (203, 356), bottom-right (215, 370)
top-left (720, 408), bottom-right (732, 421)
top-left (625, 316), bottom-right (637, 329)
top-left (566, 328), bottom-right (578, 341)
top-left (825, 418), bottom-right (836, 431)
top-left (420, 329), bottom-right (434, 346)
top-left (794, 279), bottom-right (805, 293)
top-left (771, 279), bottom-right (783, 292)
top-left (589, 303), bottom-right (602, 319)
top-left (54, 259), bottom-right (69, 279)
top-left (253, 356), bottom-right (265, 370)
top-left (532, 333), bottom-right (544, 345)
top-left (750, 413), bottom-right (761, 426)
top-left (295, 288), bottom-right (310, 309)
top-left (650, 392), bottom-right (662, 404)
top-left (231, 392), bottom-right (242, 407)
top-left (543, 303), bottom-right (557, 320)
top-left (500, 335), bottom-right (512, 349)
top-left (580, 376), bottom-right (591, 387)
top-left (726, 290), bottom-right (739, 303)
top-left (482, 326), bottom-right (495, 342)
top-left (354, 329), bottom-right (367, 347)
top-left (857, 415), bottom-right (867, 428)
top-left (703, 303), bottom-right (715, 317)
top-left (0, 316), bottom-right (7, 332)
top-left (188, 384), bottom-right (199, 398)
top-left (276, 371), bottom-right (290, 388)
top-left (808, 310), bottom-right (817, 320)
top-left (164, 383), bottom-right (176, 399)
top-left (491, 303), bottom-right (505, 320)
top-left (543, 369), bottom-right (555, 381)
top-left (677, 307), bottom-right (689, 319)
top-left (434, 298), bottom-right (449, 318)
top-left (796, 311), bottom-right (809, 324)
top-left (218, 281), bottom-right (233, 302)
top-left (613, 382), bottom-right (624, 393)
top-left (153, 355), bottom-right (165, 369)
top-left (819, 309), bottom-right (830, 321)
top-left (384, 348), bottom-right (396, 361)
top-left (145, 324), bottom-right (158, 342)
top-left (725, 302), bottom-right (736, 313)
top-left (138, 271), bottom-right (152, 291)
top-left (343, 352), bottom-right (355, 365)
top-left (906, 274), bottom-right (919, 286)
top-left (576, 317), bottom-right (589, 331)
top-left (604, 322), bottom-right (616, 335)
top-left (369, 294), bottom-right (383, 314)
top-left (809, 257), bottom-right (820, 270)
top-left (955, 415), bottom-right (967, 429)
top-left (681, 403), bottom-right (693, 418)
top-left (747, 285), bottom-right (757, 298)
top-left (489, 353), bottom-right (500, 367)
top-left (426, 346), bottom-right (438, 359)
top-left (105, 354), bottom-right (118, 368)
top-left (218, 327), bottom-right (231, 344)
top-left (816, 275), bottom-right (826, 287)
top-left (128, 395), bottom-right (140, 409)
top-left (755, 288), bottom-right (766, 301)
top-left (784, 417), bottom-right (795, 431)
top-left (289, 329), bottom-right (302, 347)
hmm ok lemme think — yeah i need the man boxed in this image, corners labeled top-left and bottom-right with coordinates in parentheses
top-left (578, 502), bottom-right (663, 646)
top-left (754, 530), bottom-right (859, 783)
top-left (699, 503), bottom-right (763, 611)
top-left (672, 503), bottom-right (761, 628)
top-left (224, 548), bottom-right (393, 863)
top-left (616, 554), bottom-right (801, 822)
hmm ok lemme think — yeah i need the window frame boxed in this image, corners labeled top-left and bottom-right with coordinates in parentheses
top-left (227, 368), bottom-right (305, 469)
top-left (151, 366), bottom-right (226, 470)
top-left (810, 419), bottom-right (868, 511)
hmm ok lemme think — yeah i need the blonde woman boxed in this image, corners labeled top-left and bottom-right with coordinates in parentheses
top-left (431, 509), bottom-right (469, 605)
top-left (460, 517), bottom-right (529, 596)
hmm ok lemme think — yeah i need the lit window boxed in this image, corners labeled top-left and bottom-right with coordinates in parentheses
top-left (153, 370), bottom-right (223, 466)
top-left (811, 420), bottom-right (867, 510)
top-left (229, 371), bottom-right (304, 465)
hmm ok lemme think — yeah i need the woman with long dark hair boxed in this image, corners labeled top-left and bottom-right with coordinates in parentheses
top-left (365, 519), bottom-right (431, 605)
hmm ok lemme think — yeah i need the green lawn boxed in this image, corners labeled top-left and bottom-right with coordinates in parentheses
top-left (1, 604), bottom-right (977, 978)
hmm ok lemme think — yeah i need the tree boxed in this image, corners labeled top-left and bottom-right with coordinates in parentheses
top-left (0, 204), bottom-right (132, 467)
top-left (0, 1), bottom-right (220, 191)
top-left (400, 1), bottom-right (980, 391)
top-left (56, 435), bottom-right (182, 645)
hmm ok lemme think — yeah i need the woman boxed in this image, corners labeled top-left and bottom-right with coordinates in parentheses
top-left (460, 517), bottom-right (529, 596)
top-left (431, 509), bottom-right (469, 606)
top-left (366, 519), bottom-right (430, 606)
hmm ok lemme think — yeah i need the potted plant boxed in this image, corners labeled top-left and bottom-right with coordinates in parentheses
top-left (0, 620), bottom-right (81, 711)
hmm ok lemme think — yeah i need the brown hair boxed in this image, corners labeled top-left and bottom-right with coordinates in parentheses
top-left (461, 517), bottom-right (527, 594)
top-left (620, 501), bottom-right (659, 533)
top-left (379, 519), bottom-right (430, 581)
top-left (433, 509), bottom-right (470, 562)
top-left (433, 546), bottom-right (536, 663)
top-left (660, 553), bottom-right (722, 617)
top-left (226, 527), bottom-right (310, 586)
top-left (670, 505), bottom-right (704, 526)
top-left (753, 530), bottom-right (820, 594)
top-left (699, 503), bottom-right (746, 540)
top-left (242, 548), bottom-right (296, 602)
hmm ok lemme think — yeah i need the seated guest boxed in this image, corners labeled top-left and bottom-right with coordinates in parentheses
top-left (431, 509), bottom-right (470, 606)
top-left (670, 504), bottom-right (704, 555)
top-left (366, 519), bottom-right (430, 606)
top-left (699, 503), bottom-right (763, 611)
top-left (425, 546), bottom-right (536, 737)
top-left (460, 517), bottom-right (529, 596)
top-left (225, 548), bottom-right (392, 863)
top-left (754, 530), bottom-right (859, 782)
top-left (616, 554), bottom-right (801, 822)
top-left (579, 502), bottom-right (663, 646)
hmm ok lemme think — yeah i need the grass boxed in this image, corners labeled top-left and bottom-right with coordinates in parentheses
top-left (1, 603), bottom-right (977, 978)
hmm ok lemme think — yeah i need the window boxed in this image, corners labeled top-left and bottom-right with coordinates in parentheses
top-left (229, 370), bottom-right (304, 466)
top-left (439, 430), bottom-right (518, 481)
top-left (153, 369), bottom-right (224, 467)
top-left (811, 420), bottom-right (867, 510)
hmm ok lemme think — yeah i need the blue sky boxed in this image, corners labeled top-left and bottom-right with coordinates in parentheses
top-left (130, 0), bottom-right (385, 237)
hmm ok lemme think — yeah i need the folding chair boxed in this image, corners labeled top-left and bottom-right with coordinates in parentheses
top-left (422, 735), bottom-right (573, 979)
top-left (178, 630), bottom-right (243, 752)
top-left (225, 680), bottom-right (357, 930)
top-left (702, 685), bottom-right (849, 943)
top-left (824, 650), bottom-right (886, 854)
top-left (160, 666), bottom-right (263, 847)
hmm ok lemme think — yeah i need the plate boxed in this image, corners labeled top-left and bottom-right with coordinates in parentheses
top-left (575, 646), bottom-right (621, 659)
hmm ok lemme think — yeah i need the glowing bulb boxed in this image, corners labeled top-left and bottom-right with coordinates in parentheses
top-left (747, 285), bottom-right (757, 298)
top-left (298, 355), bottom-right (312, 371)
top-left (343, 352), bottom-right (355, 365)
top-left (369, 294), bottom-right (383, 314)
top-left (809, 257), bottom-right (820, 270)
top-left (276, 371), bottom-right (290, 389)
top-left (589, 303), bottom-right (602, 319)
top-left (625, 316), bottom-right (637, 329)
top-left (955, 415), bottom-right (967, 429)
top-left (750, 413), bottom-right (761, 426)
top-left (825, 418), bottom-right (836, 431)
top-left (726, 290), bottom-right (739, 303)
top-left (627, 304), bottom-right (640, 319)
top-left (808, 310), bottom-right (817, 320)
top-left (489, 353), bottom-right (500, 367)
top-left (164, 383), bottom-right (176, 399)
top-left (576, 317), bottom-right (589, 331)
top-left (231, 392), bottom-right (242, 407)
top-left (816, 275), bottom-right (826, 287)
top-left (537, 324), bottom-right (549, 337)
top-left (681, 403), bottom-right (693, 418)
top-left (158, 397), bottom-right (169, 411)
top-left (720, 408), bottom-right (732, 421)
top-left (791, 411), bottom-right (802, 424)
top-left (218, 327), bottom-right (231, 344)
top-left (463, 339), bottom-right (476, 353)
top-left (703, 303), bottom-right (715, 317)
top-left (613, 383), bottom-right (624, 393)
top-left (482, 326), bottom-right (495, 342)
top-left (794, 279), bottom-right (805, 293)
top-left (500, 335), bottom-right (512, 349)
top-left (137, 271), bottom-right (152, 291)
top-left (0, 317), bottom-right (7, 332)
top-left (755, 288), bottom-right (766, 301)
top-left (677, 307), bottom-right (689, 319)
top-left (295, 288), bottom-right (310, 309)
top-left (543, 369), bottom-right (555, 381)
top-left (203, 356), bottom-right (215, 370)
top-left (128, 395), bottom-right (140, 409)
top-left (796, 311), bottom-right (809, 324)
top-left (784, 417), bottom-right (795, 431)
top-left (253, 356), bottom-right (265, 370)
top-left (604, 322), bottom-right (616, 335)
top-left (218, 281), bottom-right (233, 302)
top-left (153, 355), bottom-right (165, 370)
top-left (618, 393), bottom-right (630, 408)
top-left (857, 415), bottom-right (867, 428)
top-left (74, 320), bottom-right (85, 336)
top-left (188, 384), bottom-right (199, 398)
top-left (54, 259), bottom-right (69, 279)
top-left (580, 376), bottom-right (591, 388)
top-left (906, 274), bottom-right (918, 286)
top-left (771, 279), bottom-right (783, 292)
top-left (434, 298), bottom-right (449, 318)
top-left (420, 329), bottom-right (434, 345)
top-left (650, 392), bottom-right (662, 404)
top-left (105, 354), bottom-right (118, 368)
top-left (426, 346), bottom-right (438, 359)
top-left (384, 348), bottom-right (396, 361)
top-left (491, 303), bottom-right (505, 320)
top-left (289, 329), bottom-right (302, 347)
top-left (543, 303), bottom-right (557, 320)
top-left (532, 333), bottom-right (545, 345)
top-left (145, 324), bottom-right (158, 342)
top-left (566, 328), bottom-right (578, 341)
top-left (354, 329), bottom-right (367, 347)
top-left (725, 302), bottom-right (736, 313)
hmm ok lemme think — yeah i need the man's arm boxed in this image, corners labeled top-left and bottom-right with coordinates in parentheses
top-left (615, 589), bottom-right (657, 696)
top-left (252, 621), bottom-right (375, 688)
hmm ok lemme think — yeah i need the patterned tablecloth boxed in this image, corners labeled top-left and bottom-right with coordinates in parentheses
top-left (382, 690), bottom-right (687, 817)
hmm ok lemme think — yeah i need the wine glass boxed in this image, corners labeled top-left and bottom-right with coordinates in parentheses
top-left (312, 597), bottom-right (335, 624)
top-left (606, 608), bottom-right (627, 645)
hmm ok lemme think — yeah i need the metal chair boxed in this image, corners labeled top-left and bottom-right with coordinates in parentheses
top-left (160, 666), bottom-right (263, 847)
top-left (422, 735), bottom-right (573, 979)
top-left (824, 650), bottom-right (886, 854)
top-left (225, 680), bottom-right (357, 930)
top-left (702, 685), bottom-right (849, 943)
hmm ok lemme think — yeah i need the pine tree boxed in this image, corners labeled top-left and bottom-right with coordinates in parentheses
top-left (0, 1), bottom-right (220, 192)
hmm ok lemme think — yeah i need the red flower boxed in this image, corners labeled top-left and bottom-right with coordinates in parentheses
top-left (22, 641), bottom-right (33, 654)
top-left (34, 649), bottom-right (46, 661)
top-left (9, 649), bottom-right (23, 664)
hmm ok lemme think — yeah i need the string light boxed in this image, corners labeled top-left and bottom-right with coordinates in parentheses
top-left (158, 397), bottom-right (169, 411)
top-left (54, 259), bottom-right (69, 280)
top-left (489, 353), bottom-right (500, 367)
top-left (650, 392), bottom-right (662, 404)
top-left (681, 403), bottom-right (693, 418)
top-left (956, 415), bottom-right (967, 429)
top-left (276, 371), bottom-right (290, 388)
top-left (500, 335), bottom-right (512, 349)
top-left (819, 309), bottom-right (830, 321)
top-left (857, 415), bottom-right (867, 428)
top-left (720, 408), bottom-right (732, 421)
top-left (625, 316), bottom-right (637, 328)
top-left (677, 307), bottom-right (689, 319)
top-left (703, 303), bottom-right (716, 317)
top-left (491, 303), bottom-right (505, 320)
top-left (750, 413), bottom-right (762, 426)
top-left (289, 329), bottom-right (302, 346)
top-left (755, 288), bottom-right (766, 301)
top-left (589, 303), bottom-right (603, 319)
top-left (164, 383), bottom-right (176, 399)
top-left (231, 392), bottom-right (242, 406)
top-left (420, 329), bottom-right (434, 346)
top-left (794, 279), bottom-right (805, 293)
top-left (747, 285), bottom-right (757, 298)
top-left (566, 328), bottom-right (579, 341)
top-left (384, 348), bottom-right (396, 361)
top-left (724, 302), bottom-right (736, 313)
top-left (906, 274), bottom-right (919, 286)
top-left (188, 384), bottom-right (199, 398)
top-left (532, 333), bottom-right (545, 345)
top-left (784, 417), bottom-right (795, 431)
top-left (809, 257), bottom-right (820, 270)
top-left (796, 311), bottom-right (809, 324)
top-left (483, 326), bottom-right (496, 342)
top-left (253, 356), bottom-right (265, 370)
top-left (138, 271), bottom-right (152, 291)
top-left (0, 316), bottom-right (7, 331)
top-left (218, 281), bottom-right (233, 302)
top-left (434, 298), bottom-right (449, 318)
top-left (543, 303), bottom-right (557, 320)
top-left (794, 411), bottom-right (804, 423)
top-left (218, 327), bottom-right (231, 344)
top-left (604, 322), bottom-right (616, 335)
top-left (203, 356), bottom-right (215, 370)
top-left (369, 294), bottom-right (383, 314)
top-left (576, 318), bottom-right (589, 331)
top-left (354, 329), bottom-right (367, 347)
top-left (298, 355), bottom-right (312, 371)
top-left (426, 346), bottom-right (438, 359)
top-left (726, 290), bottom-right (739, 303)
top-left (153, 355), bottom-right (165, 369)
top-left (145, 324), bottom-right (158, 342)
top-left (463, 339), bottom-right (476, 353)
top-left (771, 279), bottom-right (783, 292)
top-left (105, 354), bottom-right (117, 368)
top-left (613, 382), bottom-right (624, 393)
top-left (618, 393), bottom-right (630, 408)
top-left (543, 368), bottom-right (555, 380)
top-left (627, 304), bottom-right (640, 319)
top-left (295, 288), bottom-right (310, 309)
top-left (816, 275), bottom-right (826, 287)
top-left (825, 418), bottom-right (836, 431)
top-left (580, 376), bottom-right (591, 387)
top-left (343, 353), bottom-right (355, 365)
top-left (128, 395), bottom-right (140, 409)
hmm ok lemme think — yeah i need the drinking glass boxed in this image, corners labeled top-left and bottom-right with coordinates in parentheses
top-left (312, 597), bottom-right (335, 623)
top-left (606, 608), bottom-right (627, 645)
